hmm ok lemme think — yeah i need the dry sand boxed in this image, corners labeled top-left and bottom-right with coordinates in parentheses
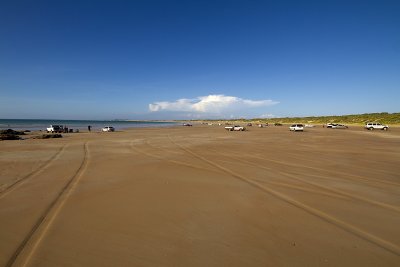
top-left (0, 125), bottom-right (399, 266)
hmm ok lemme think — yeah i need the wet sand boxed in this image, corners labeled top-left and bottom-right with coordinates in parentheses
top-left (1, 125), bottom-right (399, 266)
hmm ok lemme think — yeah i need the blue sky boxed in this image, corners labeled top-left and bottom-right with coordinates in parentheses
top-left (1, 0), bottom-right (399, 120)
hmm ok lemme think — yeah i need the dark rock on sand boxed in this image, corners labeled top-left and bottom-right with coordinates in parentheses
top-left (0, 129), bottom-right (25, 140)
top-left (0, 134), bottom-right (22, 140)
top-left (0, 129), bottom-right (26, 135)
top-left (33, 134), bottom-right (63, 139)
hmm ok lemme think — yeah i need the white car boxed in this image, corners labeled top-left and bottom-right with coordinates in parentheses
top-left (225, 125), bottom-right (246, 131)
top-left (102, 126), bottom-right (115, 132)
top-left (46, 125), bottom-right (64, 133)
top-left (289, 124), bottom-right (304, 131)
top-left (332, 124), bottom-right (348, 129)
top-left (364, 122), bottom-right (389, 130)
top-left (325, 123), bottom-right (335, 128)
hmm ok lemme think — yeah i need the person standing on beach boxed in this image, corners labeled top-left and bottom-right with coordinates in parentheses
top-left (88, 125), bottom-right (91, 132)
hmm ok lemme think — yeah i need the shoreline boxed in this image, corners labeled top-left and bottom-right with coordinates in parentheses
top-left (0, 119), bottom-right (179, 132)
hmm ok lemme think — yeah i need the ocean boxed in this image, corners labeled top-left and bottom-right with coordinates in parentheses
top-left (0, 119), bottom-right (178, 132)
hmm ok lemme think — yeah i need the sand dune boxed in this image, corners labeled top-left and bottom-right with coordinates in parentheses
top-left (1, 125), bottom-right (399, 266)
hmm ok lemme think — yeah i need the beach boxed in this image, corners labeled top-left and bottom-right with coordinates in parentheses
top-left (1, 124), bottom-right (399, 266)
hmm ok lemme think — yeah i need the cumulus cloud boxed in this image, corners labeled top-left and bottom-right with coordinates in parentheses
top-left (149, 94), bottom-right (279, 114)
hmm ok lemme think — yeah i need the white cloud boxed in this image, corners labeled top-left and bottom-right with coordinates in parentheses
top-left (149, 94), bottom-right (279, 114)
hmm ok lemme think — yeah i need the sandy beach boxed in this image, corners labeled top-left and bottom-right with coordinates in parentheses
top-left (1, 124), bottom-right (399, 266)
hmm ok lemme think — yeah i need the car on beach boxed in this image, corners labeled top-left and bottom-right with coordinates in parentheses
top-left (331, 124), bottom-right (348, 129)
top-left (325, 123), bottom-right (335, 128)
top-left (364, 122), bottom-right (389, 130)
top-left (289, 124), bottom-right (304, 132)
top-left (46, 125), bottom-right (64, 133)
top-left (225, 125), bottom-right (246, 131)
top-left (182, 123), bottom-right (192, 126)
top-left (102, 126), bottom-right (115, 132)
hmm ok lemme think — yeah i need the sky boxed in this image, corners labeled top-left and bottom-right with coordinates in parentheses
top-left (0, 0), bottom-right (399, 120)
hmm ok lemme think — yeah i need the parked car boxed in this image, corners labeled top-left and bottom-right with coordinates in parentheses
top-left (364, 122), bottom-right (389, 130)
top-left (225, 125), bottom-right (246, 131)
top-left (102, 126), bottom-right (115, 132)
top-left (325, 123), bottom-right (335, 128)
top-left (289, 124), bottom-right (304, 132)
top-left (182, 123), bottom-right (192, 126)
top-left (332, 124), bottom-right (348, 129)
top-left (47, 125), bottom-right (64, 133)
top-left (274, 123), bottom-right (283, 126)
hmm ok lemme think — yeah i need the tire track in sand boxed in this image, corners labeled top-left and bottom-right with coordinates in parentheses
top-left (5, 142), bottom-right (89, 267)
top-left (173, 138), bottom-right (400, 211)
top-left (129, 140), bottom-right (225, 175)
top-left (247, 153), bottom-right (400, 187)
top-left (0, 145), bottom-right (67, 199)
top-left (210, 150), bottom-right (400, 214)
top-left (167, 135), bottom-right (400, 257)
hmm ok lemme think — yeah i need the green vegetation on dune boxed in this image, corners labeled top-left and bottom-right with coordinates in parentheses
top-left (256, 112), bottom-right (400, 125)
top-left (195, 113), bottom-right (400, 125)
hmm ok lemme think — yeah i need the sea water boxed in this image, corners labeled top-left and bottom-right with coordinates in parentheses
top-left (0, 119), bottom-right (178, 132)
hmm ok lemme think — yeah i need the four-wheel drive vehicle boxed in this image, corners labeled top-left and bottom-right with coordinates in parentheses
top-left (225, 125), bottom-right (246, 131)
top-left (326, 123), bottom-right (335, 128)
top-left (47, 125), bottom-right (64, 133)
top-left (102, 126), bottom-right (115, 132)
top-left (332, 124), bottom-right (348, 129)
top-left (289, 124), bottom-right (304, 131)
top-left (364, 122), bottom-right (389, 130)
